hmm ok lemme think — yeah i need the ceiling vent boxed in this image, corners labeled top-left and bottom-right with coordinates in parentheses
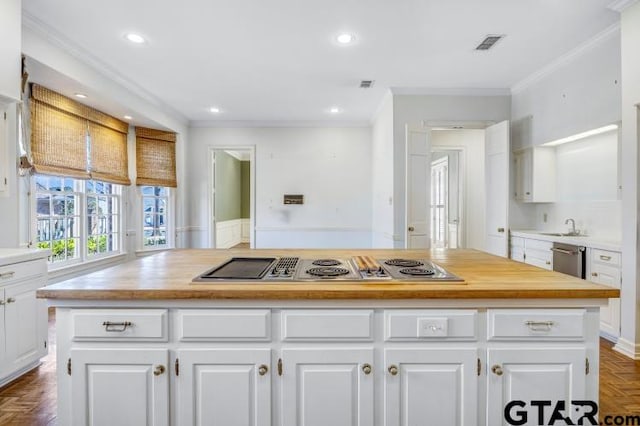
top-left (359, 80), bottom-right (374, 88)
top-left (475, 35), bottom-right (505, 51)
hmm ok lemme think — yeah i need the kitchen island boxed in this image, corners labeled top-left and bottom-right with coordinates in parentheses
top-left (38, 249), bottom-right (619, 426)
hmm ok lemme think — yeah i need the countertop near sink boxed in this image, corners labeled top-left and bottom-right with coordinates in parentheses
top-left (0, 248), bottom-right (51, 267)
top-left (511, 230), bottom-right (621, 252)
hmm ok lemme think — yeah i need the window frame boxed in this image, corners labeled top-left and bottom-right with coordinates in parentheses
top-left (32, 175), bottom-right (124, 269)
top-left (137, 185), bottom-right (175, 252)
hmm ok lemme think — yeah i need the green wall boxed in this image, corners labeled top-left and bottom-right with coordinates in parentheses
top-left (214, 151), bottom-right (242, 222)
top-left (241, 161), bottom-right (250, 219)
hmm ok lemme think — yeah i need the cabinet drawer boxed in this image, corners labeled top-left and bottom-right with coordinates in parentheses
top-left (525, 239), bottom-right (552, 251)
top-left (510, 237), bottom-right (524, 249)
top-left (591, 249), bottom-right (621, 268)
top-left (0, 259), bottom-right (46, 286)
top-left (71, 309), bottom-right (168, 341)
top-left (281, 310), bottom-right (373, 341)
top-left (384, 310), bottom-right (477, 341)
top-left (488, 309), bottom-right (585, 341)
top-left (177, 309), bottom-right (270, 341)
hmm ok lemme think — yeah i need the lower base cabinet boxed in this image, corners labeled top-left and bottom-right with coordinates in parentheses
top-left (281, 348), bottom-right (374, 426)
top-left (487, 348), bottom-right (586, 426)
top-left (57, 307), bottom-right (598, 426)
top-left (177, 349), bottom-right (271, 426)
top-left (384, 348), bottom-right (478, 426)
top-left (70, 348), bottom-right (169, 426)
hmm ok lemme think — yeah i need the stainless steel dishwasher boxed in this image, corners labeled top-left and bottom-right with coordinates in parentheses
top-left (551, 242), bottom-right (586, 278)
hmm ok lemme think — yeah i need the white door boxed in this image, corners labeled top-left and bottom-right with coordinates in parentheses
top-left (0, 288), bottom-right (5, 369)
top-left (4, 280), bottom-right (44, 371)
top-left (177, 348), bottom-right (271, 426)
top-left (282, 348), bottom-right (374, 426)
top-left (70, 348), bottom-right (169, 426)
top-left (487, 348), bottom-right (586, 426)
top-left (406, 125), bottom-right (431, 248)
top-left (484, 120), bottom-right (510, 257)
top-left (590, 264), bottom-right (621, 337)
top-left (430, 157), bottom-right (449, 248)
top-left (384, 348), bottom-right (478, 426)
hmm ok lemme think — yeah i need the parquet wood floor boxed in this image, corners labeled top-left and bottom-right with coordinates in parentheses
top-left (0, 311), bottom-right (637, 425)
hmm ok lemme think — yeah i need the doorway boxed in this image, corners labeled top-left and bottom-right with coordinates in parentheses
top-left (209, 147), bottom-right (255, 249)
top-left (430, 150), bottom-right (462, 249)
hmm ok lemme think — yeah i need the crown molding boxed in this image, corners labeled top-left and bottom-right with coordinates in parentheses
top-left (390, 87), bottom-right (510, 96)
top-left (607, 0), bottom-right (639, 12)
top-left (511, 22), bottom-right (620, 95)
top-left (22, 11), bottom-right (189, 126)
top-left (189, 120), bottom-right (371, 128)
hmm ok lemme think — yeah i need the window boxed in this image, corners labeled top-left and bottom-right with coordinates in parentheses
top-left (35, 175), bottom-right (122, 266)
top-left (141, 186), bottom-right (169, 249)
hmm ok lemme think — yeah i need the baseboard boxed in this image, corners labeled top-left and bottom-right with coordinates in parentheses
top-left (0, 360), bottom-right (42, 388)
top-left (599, 331), bottom-right (619, 344)
top-left (613, 337), bottom-right (640, 359)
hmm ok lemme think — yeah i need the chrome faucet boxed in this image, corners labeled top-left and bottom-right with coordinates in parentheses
top-left (565, 218), bottom-right (578, 236)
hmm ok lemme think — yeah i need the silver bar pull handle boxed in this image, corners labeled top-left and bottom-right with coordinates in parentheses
top-left (550, 247), bottom-right (579, 255)
top-left (102, 321), bottom-right (133, 332)
top-left (525, 320), bottom-right (555, 332)
top-left (599, 255), bottom-right (612, 261)
top-left (0, 271), bottom-right (15, 279)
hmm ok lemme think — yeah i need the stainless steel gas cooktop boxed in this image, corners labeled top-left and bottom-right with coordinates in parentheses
top-left (193, 256), bottom-right (464, 284)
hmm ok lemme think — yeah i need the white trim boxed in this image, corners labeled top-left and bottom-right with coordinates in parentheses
top-left (47, 253), bottom-right (127, 284)
top-left (254, 227), bottom-right (371, 232)
top-left (390, 87), bottom-right (511, 96)
top-left (22, 12), bottom-right (189, 126)
top-left (176, 226), bottom-right (205, 233)
top-left (607, 0), bottom-right (640, 12)
top-left (613, 337), bottom-right (640, 359)
top-left (190, 120), bottom-right (370, 128)
top-left (511, 23), bottom-right (620, 94)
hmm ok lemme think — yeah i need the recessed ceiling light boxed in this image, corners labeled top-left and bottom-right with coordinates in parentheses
top-left (209, 107), bottom-right (220, 113)
top-left (123, 115), bottom-right (133, 120)
top-left (336, 33), bottom-right (355, 44)
top-left (125, 33), bottom-right (146, 44)
top-left (74, 93), bottom-right (87, 99)
top-left (329, 107), bottom-right (341, 114)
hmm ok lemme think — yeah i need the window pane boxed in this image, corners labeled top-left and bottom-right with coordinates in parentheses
top-left (67, 238), bottom-right (78, 259)
top-left (87, 216), bottom-right (98, 235)
top-left (37, 194), bottom-right (50, 216)
top-left (52, 195), bottom-right (65, 215)
top-left (48, 177), bottom-right (62, 192)
top-left (66, 218), bottom-right (77, 238)
top-left (63, 178), bottom-right (74, 191)
top-left (37, 219), bottom-right (50, 241)
top-left (65, 195), bottom-right (76, 215)
top-left (35, 175), bottom-right (49, 190)
top-left (143, 198), bottom-right (156, 214)
top-left (87, 196), bottom-right (97, 215)
top-left (141, 186), bottom-right (154, 196)
top-left (88, 236), bottom-right (98, 254)
top-left (86, 180), bottom-right (94, 193)
top-left (98, 197), bottom-right (107, 215)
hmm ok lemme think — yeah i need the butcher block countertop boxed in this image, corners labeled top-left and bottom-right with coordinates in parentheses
top-left (36, 249), bottom-right (620, 300)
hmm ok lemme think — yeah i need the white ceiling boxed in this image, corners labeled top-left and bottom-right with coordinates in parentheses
top-left (22, 0), bottom-right (619, 125)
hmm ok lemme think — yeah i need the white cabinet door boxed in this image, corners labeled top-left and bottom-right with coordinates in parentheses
top-left (70, 348), bottom-right (169, 426)
top-left (485, 120), bottom-right (510, 257)
top-left (589, 263), bottom-right (621, 338)
top-left (514, 150), bottom-right (532, 202)
top-left (282, 348), bottom-right (374, 426)
top-left (384, 348), bottom-right (478, 426)
top-left (406, 124), bottom-right (431, 249)
top-left (487, 348), bottom-right (586, 426)
top-left (4, 280), bottom-right (45, 372)
top-left (177, 348), bottom-right (271, 426)
top-left (0, 288), bottom-right (5, 371)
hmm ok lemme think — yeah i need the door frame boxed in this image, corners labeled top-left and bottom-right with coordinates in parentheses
top-left (208, 146), bottom-right (256, 248)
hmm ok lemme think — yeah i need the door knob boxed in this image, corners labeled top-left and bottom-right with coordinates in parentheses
top-left (258, 364), bottom-right (269, 376)
top-left (491, 365), bottom-right (503, 376)
top-left (6, 298), bottom-right (15, 304)
top-left (497, 227), bottom-right (505, 233)
top-left (408, 226), bottom-right (415, 232)
top-left (153, 365), bottom-right (166, 376)
top-left (388, 365), bottom-right (398, 376)
top-left (362, 363), bottom-right (372, 375)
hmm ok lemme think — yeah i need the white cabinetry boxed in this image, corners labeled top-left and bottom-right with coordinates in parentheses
top-left (282, 348), bottom-right (373, 426)
top-left (0, 0), bottom-right (21, 103)
top-left (384, 348), bottom-right (478, 426)
top-left (70, 348), bottom-right (169, 426)
top-left (177, 349), bottom-right (271, 426)
top-left (509, 236), bottom-right (553, 270)
top-left (0, 256), bottom-right (48, 386)
top-left (514, 147), bottom-right (556, 203)
top-left (54, 306), bottom-right (599, 426)
top-left (587, 248), bottom-right (621, 340)
top-left (0, 107), bottom-right (8, 195)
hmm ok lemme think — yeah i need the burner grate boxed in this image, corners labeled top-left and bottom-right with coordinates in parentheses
top-left (306, 267), bottom-right (350, 277)
top-left (312, 259), bottom-right (341, 266)
top-left (399, 267), bottom-right (436, 276)
top-left (385, 259), bottom-right (424, 268)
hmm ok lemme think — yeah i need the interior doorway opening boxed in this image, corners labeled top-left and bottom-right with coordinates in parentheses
top-left (209, 147), bottom-right (255, 249)
top-left (430, 150), bottom-right (462, 249)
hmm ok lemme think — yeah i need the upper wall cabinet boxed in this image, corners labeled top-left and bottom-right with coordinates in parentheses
top-left (514, 147), bottom-right (556, 203)
top-left (0, 0), bottom-right (21, 103)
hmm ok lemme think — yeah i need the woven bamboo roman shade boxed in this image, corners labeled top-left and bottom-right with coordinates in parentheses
top-left (30, 85), bottom-right (90, 179)
top-left (135, 127), bottom-right (177, 187)
top-left (30, 84), bottom-right (131, 184)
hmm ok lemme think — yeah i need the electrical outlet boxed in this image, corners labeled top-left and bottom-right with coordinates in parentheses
top-left (417, 317), bottom-right (448, 337)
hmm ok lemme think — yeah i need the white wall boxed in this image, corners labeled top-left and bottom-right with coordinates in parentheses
top-left (0, 0), bottom-right (21, 103)
top-left (531, 130), bottom-right (621, 240)
top-left (371, 93), bottom-right (395, 248)
top-left (392, 94), bottom-right (511, 247)
top-left (618, 2), bottom-right (640, 358)
top-left (187, 126), bottom-right (373, 248)
top-left (511, 27), bottom-right (621, 148)
top-left (431, 130), bottom-right (485, 251)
